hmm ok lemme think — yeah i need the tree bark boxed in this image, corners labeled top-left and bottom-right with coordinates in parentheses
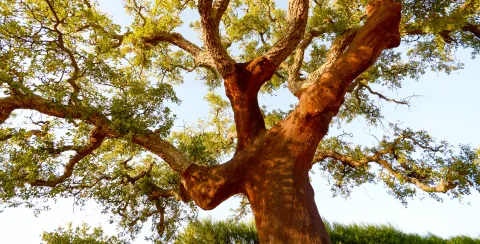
top-left (243, 111), bottom-right (334, 243)
top-left (181, 0), bottom-right (402, 243)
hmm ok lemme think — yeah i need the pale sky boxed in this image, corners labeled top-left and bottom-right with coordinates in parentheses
top-left (1, 1), bottom-right (479, 243)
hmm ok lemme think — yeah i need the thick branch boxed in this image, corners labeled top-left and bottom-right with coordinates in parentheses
top-left (462, 24), bottom-right (480, 38)
top-left (298, 0), bottom-right (401, 118)
top-left (142, 32), bottom-right (202, 56)
top-left (147, 183), bottom-right (190, 203)
top-left (263, 0), bottom-right (309, 67)
top-left (154, 200), bottom-right (166, 236)
top-left (0, 94), bottom-right (193, 173)
top-left (0, 108), bottom-right (14, 124)
top-left (198, 0), bottom-right (235, 76)
top-left (287, 29), bottom-right (326, 89)
top-left (0, 94), bottom-right (113, 134)
top-left (132, 132), bottom-right (193, 172)
top-left (224, 57), bottom-right (277, 151)
top-left (181, 148), bottom-right (253, 209)
top-left (212, 0), bottom-right (230, 26)
top-left (288, 29), bottom-right (357, 96)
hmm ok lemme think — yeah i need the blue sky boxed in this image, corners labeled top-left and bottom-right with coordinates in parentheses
top-left (0, 1), bottom-right (479, 243)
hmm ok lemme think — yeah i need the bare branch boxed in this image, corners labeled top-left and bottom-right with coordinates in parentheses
top-left (198, 0), bottom-right (235, 76)
top-left (287, 28), bottom-right (325, 87)
top-left (212, 0), bottom-right (230, 26)
top-left (264, 0), bottom-right (309, 67)
top-left (358, 82), bottom-right (409, 105)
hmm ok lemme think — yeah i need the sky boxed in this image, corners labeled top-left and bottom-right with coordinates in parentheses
top-left (0, 1), bottom-right (479, 243)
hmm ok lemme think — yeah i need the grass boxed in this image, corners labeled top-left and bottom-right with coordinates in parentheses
top-left (324, 221), bottom-right (480, 244)
top-left (177, 218), bottom-right (480, 244)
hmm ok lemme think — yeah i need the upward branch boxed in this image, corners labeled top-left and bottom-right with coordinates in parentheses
top-left (263, 0), bottom-right (309, 67)
top-left (298, 0), bottom-right (401, 119)
top-left (198, 0), bottom-right (235, 76)
top-left (223, 0), bottom-right (310, 151)
top-left (288, 29), bottom-right (357, 96)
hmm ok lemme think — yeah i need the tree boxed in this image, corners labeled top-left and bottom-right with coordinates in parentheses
top-left (0, 0), bottom-right (479, 243)
top-left (42, 222), bottom-right (127, 244)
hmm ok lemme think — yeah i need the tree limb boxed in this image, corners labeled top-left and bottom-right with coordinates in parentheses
top-left (358, 82), bottom-right (410, 105)
top-left (0, 129), bottom-right (45, 141)
top-left (212, 0), bottom-right (230, 26)
top-left (142, 31), bottom-right (217, 70)
top-left (45, 0), bottom-right (82, 100)
top-left (314, 148), bottom-right (457, 193)
top-left (287, 28), bottom-right (326, 90)
top-left (288, 29), bottom-right (357, 96)
top-left (462, 24), bottom-right (480, 39)
top-left (198, 0), bottom-right (235, 76)
top-left (263, 0), bottom-right (309, 67)
top-left (297, 0), bottom-right (401, 118)
top-left (0, 93), bottom-right (193, 173)
top-left (404, 23), bottom-right (480, 42)
top-left (142, 32), bottom-right (202, 57)
top-left (30, 128), bottom-right (105, 187)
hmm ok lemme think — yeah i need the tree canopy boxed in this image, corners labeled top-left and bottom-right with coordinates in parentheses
top-left (0, 0), bottom-right (479, 243)
top-left (41, 222), bottom-right (128, 244)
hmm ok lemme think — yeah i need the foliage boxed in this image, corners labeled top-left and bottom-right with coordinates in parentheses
top-left (317, 124), bottom-right (480, 204)
top-left (176, 218), bottom-right (259, 244)
top-left (176, 219), bottom-right (480, 244)
top-left (41, 222), bottom-right (127, 244)
top-left (325, 221), bottom-right (480, 244)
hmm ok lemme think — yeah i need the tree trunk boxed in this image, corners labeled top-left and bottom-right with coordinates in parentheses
top-left (183, 109), bottom-right (335, 243)
top-left (241, 109), bottom-right (333, 243)
top-left (181, 1), bottom-right (402, 243)
top-left (246, 170), bottom-right (331, 244)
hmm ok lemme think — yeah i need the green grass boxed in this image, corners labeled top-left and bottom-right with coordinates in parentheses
top-left (177, 218), bottom-right (480, 244)
top-left (324, 221), bottom-right (480, 244)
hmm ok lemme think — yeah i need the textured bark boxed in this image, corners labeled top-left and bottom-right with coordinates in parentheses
top-left (0, 0), bottom-right (402, 243)
top-left (224, 56), bottom-right (277, 151)
top-left (181, 1), bottom-right (402, 243)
